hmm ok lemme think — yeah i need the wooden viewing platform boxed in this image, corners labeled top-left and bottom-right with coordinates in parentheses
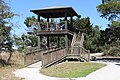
top-left (24, 6), bottom-right (90, 68)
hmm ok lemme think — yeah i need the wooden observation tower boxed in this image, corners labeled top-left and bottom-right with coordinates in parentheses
top-left (24, 6), bottom-right (90, 68)
top-left (31, 6), bottom-right (79, 54)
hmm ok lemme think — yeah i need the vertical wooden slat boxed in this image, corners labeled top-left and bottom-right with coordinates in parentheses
top-left (47, 18), bottom-right (49, 31)
top-left (58, 36), bottom-right (60, 48)
top-left (37, 15), bottom-right (41, 31)
top-left (41, 50), bottom-right (44, 67)
top-left (37, 15), bottom-right (41, 48)
top-left (65, 35), bottom-right (68, 55)
top-left (70, 16), bottom-right (73, 31)
top-left (47, 36), bottom-right (49, 48)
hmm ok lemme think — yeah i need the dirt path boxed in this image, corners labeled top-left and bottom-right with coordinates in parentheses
top-left (13, 61), bottom-right (120, 80)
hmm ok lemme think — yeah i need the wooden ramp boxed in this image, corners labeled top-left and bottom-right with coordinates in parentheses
top-left (24, 47), bottom-right (42, 66)
top-left (41, 47), bottom-right (66, 68)
top-left (24, 32), bottom-right (90, 68)
top-left (24, 47), bottom-right (66, 68)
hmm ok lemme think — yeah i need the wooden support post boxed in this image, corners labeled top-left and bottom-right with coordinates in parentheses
top-left (65, 13), bottom-right (67, 30)
top-left (58, 36), bottom-right (60, 48)
top-left (47, 36), bottom-right (49, 48)
top-left (47, 18), bottom-right (49, 48)
top-left (38, 36), bottom-right (41, 48)
top-left (38, 15), bottom-right (41, 31)
top-left (37, 15), bottom-right (41, 48)
top-left (65, 12), bottom-right (68, 55)
top-left (70, 17), bottom-right (73, 31)
top-left (65, 35), bottom-right (68, 55)
top-left (65, 13), bottom-right (68, 55)
top-left (47, 18), bottom-right (49, 31)
top-left (41, 50), bottom-right (44, 68)
top-left (78, 46), bottom-right (80, 55)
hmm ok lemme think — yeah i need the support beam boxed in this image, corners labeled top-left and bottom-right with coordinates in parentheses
top-left (47, 18), bottom-right (49, 31)
top-left (37, 15), bottom-right (41, 48)
top-left (58, 36), bottom-right (60, 48)
top-left (70, 17), bottom-right (73, 31)
top-left (38, 15), bottom-right (41, 31)
top-left (47, 18), bottom-right (49, 48)
top-left (47, 36), bottom-right (49, 48)
top-left (65, 35), bottom-right (68, 55)
top-left (38, 36), bottom-right (41, 48)
top-left (64, 12), bottom-right (68, 55)
top-left (65, 13), bottom-right (67, 30)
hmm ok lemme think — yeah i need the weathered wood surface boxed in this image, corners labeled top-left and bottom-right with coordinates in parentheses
top-left (68, 46), bottom-right (90, 61)
top-left (24, 47), bottom-right (42, 66)
top-left (70, 32), bottom-right (90, 61)
top-left (37, 30), bottom-right (73, 36)
top-left (42, 47), bottom-right (66, 68)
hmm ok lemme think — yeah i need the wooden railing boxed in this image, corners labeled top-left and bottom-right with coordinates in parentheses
top-left (24, 47), bottom-right (42, 66)
top-left (68, 46), bottom-right (90, 61)
top-left (42, 47), bottom-right (66, 68)
top-left (24, 32), bottom-right (90, 67)
top-left (80, 33), bottom-right (84, 47)
top-left (71, 33), bottom-right (77, 54)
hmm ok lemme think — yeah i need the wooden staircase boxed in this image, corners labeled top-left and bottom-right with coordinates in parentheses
top-left (69, 32), bottom-right (90, 61)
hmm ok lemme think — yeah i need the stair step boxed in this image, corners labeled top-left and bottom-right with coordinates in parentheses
top-left (74, 44), bottom-right (80, 46)
top-left (75, 42), bottom-right (80, 43)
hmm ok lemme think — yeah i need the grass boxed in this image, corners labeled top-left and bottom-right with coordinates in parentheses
top-left (0, 51), bottom-right (24, 80)
top-left (40, 62), bottom-right (106, 78)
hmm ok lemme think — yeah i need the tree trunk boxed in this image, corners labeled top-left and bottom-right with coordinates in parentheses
top-left (7, 52), bottom-right (12, 64)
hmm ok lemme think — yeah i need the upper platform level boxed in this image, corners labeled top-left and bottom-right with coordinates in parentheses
top-left (31, 6), bottom-right (79, 36)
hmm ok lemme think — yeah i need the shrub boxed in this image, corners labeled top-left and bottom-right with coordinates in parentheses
top-left (104, 46), bottom-right (120, 57)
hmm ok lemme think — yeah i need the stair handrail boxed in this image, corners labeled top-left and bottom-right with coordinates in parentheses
top-left (71, 33), bottom-right (76, 47)
top-left (80, 33), bottom-right (84, 47)
top-left (71, 33), bottom-right (77, 54)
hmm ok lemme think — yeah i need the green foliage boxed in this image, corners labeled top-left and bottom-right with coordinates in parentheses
top-left (108, 47), bottom-right (120, 56)
top-left (13, 34), bottom-right (38, 52)
top-left (100, 27), bottom-right (120, 45)
top-left (84, 25), bottom-right (102, 52)
top-left (73, 17), bottom-right (92, 34)
top-left (0, 0), bottom-right (16, 63)
top-left (73, 17), bottom-right (104, 53)
top-left (24, 16), bottom-right (37, 27)
top-left (0, 0), bottom-right (14, 50)
top-left (108, 21), bottom-right (120, 28)
top-left (103, 39), bottom-right (120, 56)
top-left (97, 0), bottom-right (120, 21)
top-left (97, 0), bottom-right (120, 55)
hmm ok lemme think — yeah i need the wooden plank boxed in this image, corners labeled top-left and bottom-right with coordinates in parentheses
top-left (37, 30), bottom-right (73, 36)
top-left (43, 56), bottom-right (66, 68)
top-left (42, 48), bottom-right (66, 68)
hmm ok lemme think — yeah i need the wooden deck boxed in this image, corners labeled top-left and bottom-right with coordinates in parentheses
top-left (42, 47), bottom-right (66, 68)
top-left (37, 30), bottom-right (73, 36)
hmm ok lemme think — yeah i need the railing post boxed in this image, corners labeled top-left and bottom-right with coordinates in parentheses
top-left (78, 46), bottom-right (80, 56)
top-left (41, 49), bottom-right (44, 68)
top-left (51, 51), bottom-right (52, 62)
top-left (88, 50), bottom-right (90, 62)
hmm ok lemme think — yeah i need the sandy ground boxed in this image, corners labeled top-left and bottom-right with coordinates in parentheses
top-left (13, 61), bottom-right (120, 80)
